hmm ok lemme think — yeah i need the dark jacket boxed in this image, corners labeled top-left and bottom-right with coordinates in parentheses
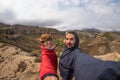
top-left (59, 32), bottom-right (120, 80)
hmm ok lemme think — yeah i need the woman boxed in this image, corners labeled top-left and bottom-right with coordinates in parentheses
top-left (40, 34), bottom-right (58, 80)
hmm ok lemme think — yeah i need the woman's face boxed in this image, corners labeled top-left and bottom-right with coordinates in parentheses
top-left (44, 39), bottom-right (53, 48)
top-left (64, 33), bottom-right (75, 48)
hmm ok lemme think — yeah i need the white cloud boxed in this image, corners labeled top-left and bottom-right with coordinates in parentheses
top-left (0, 0), bottom-right (120, 31)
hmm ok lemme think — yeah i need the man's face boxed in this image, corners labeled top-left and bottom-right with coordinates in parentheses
top-left (64, 33), bottom-right (75, 48)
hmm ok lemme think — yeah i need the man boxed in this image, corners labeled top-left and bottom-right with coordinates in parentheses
top-left (59, 31), bottom-right (120, 80)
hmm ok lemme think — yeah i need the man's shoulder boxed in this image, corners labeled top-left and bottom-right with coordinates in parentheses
top-left (73, 48), bottom-right (81, 53)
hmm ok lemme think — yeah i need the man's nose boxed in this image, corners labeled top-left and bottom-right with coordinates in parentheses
top-left (67, 39), bottom-right (71, 42)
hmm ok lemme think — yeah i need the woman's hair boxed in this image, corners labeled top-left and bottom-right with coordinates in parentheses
top-left (39, 34), bottom-right (52, 43)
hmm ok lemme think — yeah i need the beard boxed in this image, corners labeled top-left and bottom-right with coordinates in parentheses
top-left (66, 43), bottom-right (74, 48)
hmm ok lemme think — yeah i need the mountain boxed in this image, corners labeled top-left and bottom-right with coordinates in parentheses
top-left (0, 23), bottom-right (60, 35)
top-left (81, 28), bottom-right (102, 33)
top-left (0, 23), bottom-right (64, 53)
top-left (0, 22), bottom-right (120, 56)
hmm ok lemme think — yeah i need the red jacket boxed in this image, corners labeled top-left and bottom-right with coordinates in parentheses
top-left (40, 45), bottom-right (58, 80)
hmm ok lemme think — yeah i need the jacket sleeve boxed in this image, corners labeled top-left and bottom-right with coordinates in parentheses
top-left (59, 60), bottom-right (73, 80)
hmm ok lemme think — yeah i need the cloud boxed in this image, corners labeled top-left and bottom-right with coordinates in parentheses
top-left (0, 9), bottom-right (16, 24)
top-left (0, 0), bottom-right (120, 31)
top-left (16, 20), bottom-right (62, 27)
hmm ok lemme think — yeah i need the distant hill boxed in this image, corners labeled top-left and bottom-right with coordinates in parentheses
top-left (0, 22), bottom-right (120, 56)
top-left (81, 28), bottom-right (102, 33)
top-left (0, 23), bottom-right (64, 54)
top-left (0, 23), bottom-right (61, 35)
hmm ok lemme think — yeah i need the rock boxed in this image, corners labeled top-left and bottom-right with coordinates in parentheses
top-left (94, 52), bottom-right (120, 61)
top-left (0, 43), bottom-right (40, 80)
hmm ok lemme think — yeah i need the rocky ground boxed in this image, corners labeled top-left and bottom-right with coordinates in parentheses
top-left (80, 32), bottom-right (120, 55)
top-left (0, 42), bottom-right (120, 80)
top-left (0, 43), bottom-right (40, 80)
top-left (94, 52), bottom-right (120, 61)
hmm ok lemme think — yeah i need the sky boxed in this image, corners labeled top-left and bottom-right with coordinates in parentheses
top-left (0, 0), bottom-right (120, 31)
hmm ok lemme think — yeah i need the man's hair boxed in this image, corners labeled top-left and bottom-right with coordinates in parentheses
top-left (65, 31), bottom-right (76, 35)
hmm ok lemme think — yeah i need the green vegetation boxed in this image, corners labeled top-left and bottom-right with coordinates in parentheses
top-left (0, 34), bottom-right (40, 52)
top-left (0, 23), bottom-right (120, 57)
top-left (104, 32), bottom-right (114, 41)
